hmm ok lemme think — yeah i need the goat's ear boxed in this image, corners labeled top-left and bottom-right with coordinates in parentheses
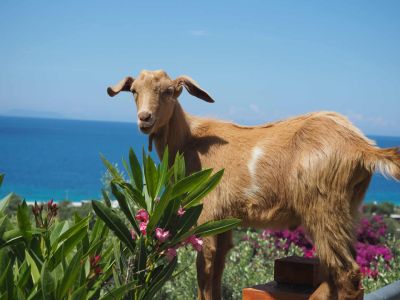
top-left (174, 76), bottom-right (214, 103)
top-left (107, 76), bottom-right (135, 97)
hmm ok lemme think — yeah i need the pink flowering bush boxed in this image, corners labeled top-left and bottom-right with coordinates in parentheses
top-left (93, 148), bottom-right (240, 299)
top-left (261, 214), bottom-right (395, 280)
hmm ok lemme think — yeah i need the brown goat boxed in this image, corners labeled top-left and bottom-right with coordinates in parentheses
top-left (108, 70), bottom-right (400, 300)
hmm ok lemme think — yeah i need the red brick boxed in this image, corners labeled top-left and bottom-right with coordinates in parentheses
top-left (242, 281), bottom-right (312, 300)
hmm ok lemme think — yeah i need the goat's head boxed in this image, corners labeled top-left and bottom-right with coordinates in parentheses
top-left (107, 70), bottom-right (214, 135)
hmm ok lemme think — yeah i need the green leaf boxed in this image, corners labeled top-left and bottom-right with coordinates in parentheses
top-left (168, 205), bottom-right (203, 245)
top-left (119, 182), bottom-right (147, 210)
top-left (52, 216), bottom-right (90, 250)
top-left (146, 187), bottom-right (172, 233)
top-left (110, 182), bottom-right (139, 234)
top-left (171, 169), bottom-right (212, 199)
top-left (143, 257), bottom-right (177, 300)
top-left (0, 235), bottom-right (24, 251)
top-left (143, 153), bottom-right (158, 200)
top-left (17, 201), bottom-right (32, 240)
top-left (101, 189), bottom-right (112, 207)
top-left (98, 280), bottom-right (139, 300)
top-left (0, 174), bottom-right (4, 188)
top-left (192, 218), bottom-right (241, 237)
top-left (173, 153), bottom-right (185, 182)
top-left (57, 249), bottom-right (82, 299)
top-left (158, 197), bottom-right (180, 229)
top-left (154, 147), bottom-right (169, 199)
top-left (137, 237), bottom-right (147, 282)
top-left (90, 217), bottom-right (105, 243)
top-left (40, 261), bottom-right (55, 300)
top-left (49, 221), bottom-right (67, 246)
top-left (0, 193), bottom-right (14, 214)
top-left (50, 226), bottom-right (87, 270)
top-left (82, 238), bottom-right (105, 258)
top-left (91, 201), bottom-right (135, 253)
top-left (183, 169), bottom-right (224, 208)
top-left (0, 216), bottom-right (8, 239)
top-left (122, 157), bottom-right (133, 183)
top-left (16, 261), bottom-right (31, 292)
top-left (25, 250), bottom-right (40, 285)
top-left (129, 147), bottom-right (143, 191)
top-left (0, 229), bottom-right (25, 249)
top-left (0, 260), bottom-right (14, 298)
top-left (100, 155), bottom-right (124, 181)
top-left (69, 285), bottom-right (87, 300)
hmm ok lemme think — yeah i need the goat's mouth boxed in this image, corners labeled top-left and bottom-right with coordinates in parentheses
top-left (138, 121), bottom-right (155, 134)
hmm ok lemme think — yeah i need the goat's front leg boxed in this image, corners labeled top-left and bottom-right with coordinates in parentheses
top-left (196, 236), bottom-right (217, 300)
top-left (212, 231), bottom-right (233, 299)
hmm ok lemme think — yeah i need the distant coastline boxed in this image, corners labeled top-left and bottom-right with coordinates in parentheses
top-left (0, 114), bottom-right (137, 125)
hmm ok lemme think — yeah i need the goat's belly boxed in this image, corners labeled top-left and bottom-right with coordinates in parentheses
top-left (241, 206), bottom-right (301, 230)
top-left (208, 193), bottom-right (301, 230)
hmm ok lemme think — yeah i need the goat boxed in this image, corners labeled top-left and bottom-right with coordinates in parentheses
top-left (107, 70), bottom-right (400, 300)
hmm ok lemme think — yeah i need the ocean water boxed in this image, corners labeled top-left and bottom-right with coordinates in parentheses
top-left (0, 116), bottom-right (399, 204)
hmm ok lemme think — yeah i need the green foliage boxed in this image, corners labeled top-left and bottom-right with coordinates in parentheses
top-left (95, 148), bottom-right (241, 300)
top-left (363, 202), bottom-right (395, 216)
top-left (160, 230), bottom-right (400, 299)
top-left (2, 155), bottom-right (399, 299)
top-left (57, 201), bottom-right (93, 221)
top-left (0, 195), bottom-right (112, 300)
top-left (160, 230), bottom-right (304, 299)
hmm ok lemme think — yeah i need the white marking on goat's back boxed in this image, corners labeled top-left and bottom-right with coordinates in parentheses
top-left (245, 146), bottom-right (264, 198)
top-left (248, 147), bottom-right (264, 176)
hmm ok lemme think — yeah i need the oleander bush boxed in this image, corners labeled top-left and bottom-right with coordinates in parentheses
top-left (0, 191), bottom-right (113, 299)
top-left (0, 148), bottom-right (241, 300)
top-left (94, 148), bottom-right (240, 299)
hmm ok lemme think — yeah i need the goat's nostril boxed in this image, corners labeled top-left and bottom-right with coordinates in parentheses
top-left (138, 111), bottom-right (152, 122)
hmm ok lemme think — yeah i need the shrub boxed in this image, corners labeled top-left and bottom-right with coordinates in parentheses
top-left (0, 187), bottom-right (113, 299)
top-left (93, 148), bottom-right (241, 299)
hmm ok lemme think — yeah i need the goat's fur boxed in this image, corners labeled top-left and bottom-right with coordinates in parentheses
top-left (108, 70), bottom-right (400, 300)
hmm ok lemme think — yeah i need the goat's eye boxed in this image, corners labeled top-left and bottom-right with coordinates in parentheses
top-left (164, 87), bottom-right (174, 96)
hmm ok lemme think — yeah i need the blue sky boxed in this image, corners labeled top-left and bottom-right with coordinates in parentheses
top-left (0, 1), bottom-right (399, 135)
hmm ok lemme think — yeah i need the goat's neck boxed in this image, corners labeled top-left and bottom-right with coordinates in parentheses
top-left (153, 102), bottom-right (192, 162)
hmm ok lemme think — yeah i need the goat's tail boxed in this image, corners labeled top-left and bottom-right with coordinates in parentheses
top-left (365, 147), bottom-right (400, 181)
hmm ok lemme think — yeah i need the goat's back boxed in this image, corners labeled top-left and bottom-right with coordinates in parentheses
top-left (190, 111), bottom-right (397, 226)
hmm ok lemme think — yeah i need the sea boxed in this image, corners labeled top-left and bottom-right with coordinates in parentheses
top-left (0, 116), bottom-right (399, 204)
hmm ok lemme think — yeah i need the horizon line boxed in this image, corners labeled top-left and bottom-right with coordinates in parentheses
top-left (0, 114), bottom-right (399, 138)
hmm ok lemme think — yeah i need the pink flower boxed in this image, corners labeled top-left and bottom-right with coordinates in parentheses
top-left (90, 255), bottom-right (101, 267)
top-left (130, 229), bottom-right (137, 240)
top-left (177, 206), bottom-right (185, 217)
top-left (165, 248), bottom-right (177, 261)
top-left (186, 235), bottom-right (203, 252)
top-left (139, 221), bottom-right (148, 235)
top-left (155, 228), bottom-right (170, 243)
top-left (135, 209), bottom-right (149, 223)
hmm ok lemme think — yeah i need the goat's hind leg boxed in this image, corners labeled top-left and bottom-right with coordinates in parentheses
top-left (306, 201), bottom-right (362, 300)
